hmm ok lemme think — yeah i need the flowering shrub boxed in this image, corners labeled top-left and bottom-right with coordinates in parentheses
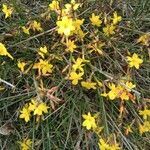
top-left (0, 0), bottom-right (149, 149)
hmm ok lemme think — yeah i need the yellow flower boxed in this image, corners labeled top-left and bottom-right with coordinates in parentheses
top-left (127, 53), bottom-right (143, 69)
top-left (38, 46), bottom-right (48, 58)
top-left (71, 0), bottom-right (81, 10)
top-left (33, 59), bottom-right (53, 75)
top-left (103, 24), bottom-right (116, 36)
top-left (98, 138), bottom-right (110, 150)
top-left (139, 109), bottom-right (150, 120)
top-left (69, 71), bottom-right (83, 85)
top-left (112, 11), bottom-right (122, 25)
top-left (60, 8), bottom-right (70, 17)
top-left (119, 90), bottom-right (129, 101)
top-left (64, 4), bottom-right (72, 13)
top-left (104, 82), bottom-right (135, 101)
top-left (30, 21), bottom-right (43, 32)
top-left (64, 0), bottom-right (80, 12)
top-left (125, 81), bottom-right (136, 91)
top-left (107, 83), bottom-right (118, 100)
top-left (73, 19), bottom-right (84, 30)
top-left (72, 58), bottom-right (87, 72)
top-left (0, 43), bottom-right (13, 59)
top-left (107, 90), bottom-right (118, 100)
top-left (19, 105), bottom-right (31, 122)
top-left (34, 102), bottom-right (49, 116)
top-left (18, 139), bottom-right (32, 150)
top-left (28, 99), bottom-right (38, 111)
top-left (137, 34), bottom-right (150, 46)
top-left (82, 112), bottom-right (97, 130)
top-left (81, 81), bottom-right (97, 90)
top-left (2, 4), bottom-right (13, 19)
top-left (56, 16), bottom-right (75, 36)
top-left (49, 0), bottom-right (59, 11)
top-left (139, 121), bottom-right (150, 135)
top-left (90, 13), bottom-right (102, 27)
top-left (65, 40), bottom-right (77, 52)
top-left (17, 61), bottom-right (26, 72)
top-left (73, 19), bottom-right (85, 38)
top-left (22, 26), bottom-right (30, 35)
top-left (98, 138), bottom-right (120, 150)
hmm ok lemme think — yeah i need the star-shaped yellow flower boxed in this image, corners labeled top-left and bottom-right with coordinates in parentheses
top-left (139, 109), bottom-right (150, 120)
top-left (73, 19), bottom-right (84, 30)
top-left (125, 81), bottom-right (136, 90)
top-left (69, 71), bottom-right (83, 85)
top-left (137, 34), bottom-right (150, 46)
top-left (18, 139), bottom-right (32, 150)
top-left (22, 26), bottom-right (30, 35)
top-left (2, 4), bottom-right (13, 19)
top-left (72, 58), bottom-right (88, 72)
top-left (98, 139), bottom-right (110, 150)
top-left (19, 105), bottom-right (31, 122)
top-left (103, 24), bottom-right (116, 36)
top-left (127, 53), bottom-right (143, 69)
top-left (112, 11), bottom-right (122, 25)
top-left (34, 103), bottom-right (49, 116)
top-left (38, 46), bottom-right (48, 58)
top-left (65, 40), bottom-right (77, 52)
top-left (56, 16), bottom-right (75, 36)
top-left (28, 99), bottom-right (38, 111)
top-left (139, 121), bottom-right (150, 135)
top-left (82, 112), bottom-right (97, 130)
top-left (33, 59), bottom-right (53, 75)
top-left (30, 21), bottom-right (43, 32)
top-left (107, 83), bottom-right (119, 100)
top-left (90, 13), bottom-right (102, 27)
top-left (17, 61), bottom-right (26, 72)
top-left (49, 0), bottom-right (60, 11)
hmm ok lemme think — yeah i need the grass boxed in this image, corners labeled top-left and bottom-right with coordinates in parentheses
top-left (0, 0), bottom-right (150, 149)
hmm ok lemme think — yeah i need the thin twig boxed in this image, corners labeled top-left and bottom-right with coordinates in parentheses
top-left (9, 27), bottom-right (56, 48)
top-left (0, 78), bottom-right (15, 88)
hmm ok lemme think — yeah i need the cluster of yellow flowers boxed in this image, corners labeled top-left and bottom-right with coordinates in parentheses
top-left (68, 57), bottom-right (101, 89)
top-left (139, 108), bottom-right (150, 134)
top-left (101, 81), bottom-right (136, 101)
top-left (103, 11), bottom-right (122, 36)
top-left (1, 1), bottom-right (149, 149)
top-left (69, 58), bottom-right (87, 85)
top-left (52, 0), bottom-right (84, 37)
top-left (19, 99), bottom-right (49, 122)
top-left (89, 11), bottom-right (122, 37)
top-left (82, 112), bottom-right (120, 150)
top-left (17, 46), bottom-right (53, 76)
top-left (82, 110), bottom-right (150, 149)
top-left (22, 20), bottom-right (43, 35)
